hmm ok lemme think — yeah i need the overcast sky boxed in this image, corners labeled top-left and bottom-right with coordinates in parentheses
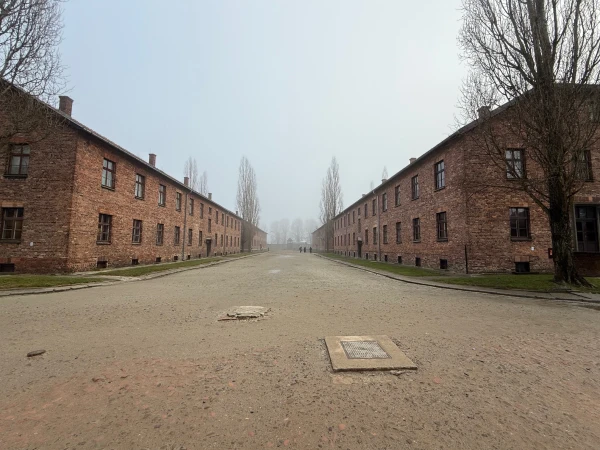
top-left (61, 0), bottom-right (466, 235)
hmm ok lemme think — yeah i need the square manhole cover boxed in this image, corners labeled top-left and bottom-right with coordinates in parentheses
top-left (341, 340), bottom-right (390, 359)
top-left (325, 335), bottom-right (417, 372)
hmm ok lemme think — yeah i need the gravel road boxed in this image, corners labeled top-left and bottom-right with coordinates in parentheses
top-left (1, 252), bottom-right (599, 449)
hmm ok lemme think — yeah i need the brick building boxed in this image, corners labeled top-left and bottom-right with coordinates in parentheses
top-left (0, 91), bottom-right (265, 273)
top-left (316, 101), bottom-right (600, 276)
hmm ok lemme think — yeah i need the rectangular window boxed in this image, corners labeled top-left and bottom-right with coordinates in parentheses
top-left (174, 226), bottom-right (181, 245)
top-left (382, 193), bottom-right (388, 211)
top-left (1, 208), bottom-right (24, 240)
top-left (199, 230), bottom-right (203, 246)
top-left (436, 212), bottom-right (448, 241)
top-left (200, 203), bottom-right (204, 218)
top-left (156, 223), bottom-right (164, 245)
top-left (373, 227), bottom-right (377, 244)
top-left (358, 206), bottom-right (361, 217)
top-left (365, 229), bottom-right (369, 245)
top-left (216, 211), bottom-right (219, 224)
top-left (208, 219), bottom-right (212, 233)
top-left (176, 192), bottom-right (182, 211)
top-left (395, 222), bottom-right (401, 244)
top-left (434, 160), bottom-right (445, 190)
top-left (7, 144), bottom-right (30, 176)
top-left (135, 174), bottom-right (145, 199)
top-left (158, 184), bottom-right (166, 206)
top-left (383, 225), bottom-right (388, 244)
top-left (411, 175), bottom-right (419, 200)
top-left (364, 203), bottom-right (368, 217)
top-left (97, 213), bottom-right (112, 243)
top-left (413, 218), bottom-right (421, 242)
top-left (575, 206), bottom-right (599, 252)
top-left (575, 151), bottom-right (593, 181)
top-left (353, 232), bottom-right (356, 244)
top-left (132, 219), bottom-right (143, 243)
top-left (188, 228), bottom-right (193, 245)
top-left (101, 158), bottom-right (116, 188)
top-left (506, 149), bottom-right (525, 179)
top-left (189, 197), bottom-right (194, 215)
top-left (353, 210), bottom-right (356, 223)
top-left (220, 234), bottom-right (223, 245)
top-left (358, 218), bottom-right (361, 229)
top-left (209, 207), bottom-right (212, 215)
top-left (509, 207), bottom-right (530, 240)
top-left (394, 185), bottom-right (400, 206)
top-left (372, 199), bottom-right (376, 216)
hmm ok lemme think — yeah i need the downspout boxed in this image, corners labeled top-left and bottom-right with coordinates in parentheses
top-left (374, 189), bottom-right (381, 261)
top-left (182, 191), bottom-right (188, 261)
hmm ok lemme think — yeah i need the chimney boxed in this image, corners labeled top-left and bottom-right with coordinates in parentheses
top-left (478, 106), bottom-right (491, 119)
top-left (409, 157), bottom-right (417, 164)
top-left (236, 210), bottom-right (238, 216)
top-left (208, 193), bottom-right (212, 200)
top-left (381, 178), bottom-right (387, 184)
top-left (184, 176), bottom-right (189, 187)
top-left (149, 153), bottom-right (156, 167)
top-left (59, 96), bottom-right (73, 116)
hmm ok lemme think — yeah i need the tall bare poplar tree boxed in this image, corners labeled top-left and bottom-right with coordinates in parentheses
top-left (183, 157), bottom-right (199, 191)
top-left (459, 0), bottom-right (600, 285)
top-left (198, 170), bottom-right (208, 195)
top-left (319, 157), bottom-right (343, 251)
top-left (236, 156), bottom-right (261, 251)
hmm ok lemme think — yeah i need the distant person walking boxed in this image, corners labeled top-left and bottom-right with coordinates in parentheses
top-left (299, 247), bottom-right (302, 253)
top-left (303, 247), bottom-right (306, 253)
top-left (309, 247), bottom-right (312, 253)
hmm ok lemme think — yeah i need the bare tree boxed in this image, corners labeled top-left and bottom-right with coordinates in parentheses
top-left (270, 220), bottom-right (281, 245)
top-left (0, 0), bottom-right (67, 147)
top-left (183, 157), bottom-right (199, 191)
top-left (236, 156), bottom-right (261, 251)
top-left (0, 0), bottom-right (66, 100)
top-left (319, 157), bottom-right (344, 251)
top-left (291, 218), bottom-right (304, 243)
top-left (459, 0), bottom-right (600, 285)
top-left (198, 170), bottom-right (208, 195)
top-left (280, 218), bottom-right (290, 245)
top-left (304, 218), bottom-right (318, 244)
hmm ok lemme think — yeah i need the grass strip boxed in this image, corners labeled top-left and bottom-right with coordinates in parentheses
top-left (321, 252), bottom-right (439, 277)
top-left (430, 274), bottom-right (600, 293)
top-left (99, 254), bottom-right (247, 277)
top-left (0, 276), bottom-right (109, 290)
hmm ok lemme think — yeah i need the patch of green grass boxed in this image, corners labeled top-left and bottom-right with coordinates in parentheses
top-left (99, 255), bottom-right (241, 277)
top-left (322, 253), bottom-right (438, 277)
top-left (430, 274), bottom-right (600, 293)
top-left (0, 276), bottom-right (109, 290)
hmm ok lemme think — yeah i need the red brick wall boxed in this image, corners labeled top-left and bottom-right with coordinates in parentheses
top-left (334, 143), bottom-right (469, 272)
top-left (66, 135), bottom-right (242, 271)
top-left (333, 121), bottom-right (600, 275)
top-left (0, 124), bottom-right (79, 273)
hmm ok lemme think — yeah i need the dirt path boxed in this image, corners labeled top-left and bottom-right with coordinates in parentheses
top-left (1, 252), bottom-right (599, 449)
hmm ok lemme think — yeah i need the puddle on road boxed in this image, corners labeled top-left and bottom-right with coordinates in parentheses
top-left (268, 269), bottom-right (281, 274)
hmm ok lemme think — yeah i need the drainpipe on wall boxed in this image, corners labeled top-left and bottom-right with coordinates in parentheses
top-left (374, 189), bottom-right (381, 261)
top-left (182, 191), bottom-right (188, 261)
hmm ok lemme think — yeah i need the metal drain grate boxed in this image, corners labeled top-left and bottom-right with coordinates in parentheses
top-left (341, 340), bottom-right (391, 359)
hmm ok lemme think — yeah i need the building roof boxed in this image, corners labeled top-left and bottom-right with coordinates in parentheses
top-left (331, 100), bottom-right (514, 221)
top-left (8, 81), bottom-right (270, 233)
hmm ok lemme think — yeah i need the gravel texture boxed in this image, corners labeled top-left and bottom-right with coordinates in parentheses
top-left (0, 252), bottom-right (599, 449)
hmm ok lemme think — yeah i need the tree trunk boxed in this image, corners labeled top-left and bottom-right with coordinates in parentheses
top-left (548, 179), bottom-right (590, 286)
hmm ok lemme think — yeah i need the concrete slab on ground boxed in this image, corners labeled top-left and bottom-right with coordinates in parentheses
top-left (325, 335), bottom-right (417, 372)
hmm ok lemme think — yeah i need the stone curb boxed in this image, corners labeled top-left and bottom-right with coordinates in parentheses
top-left (314, 254), bottom-right (600, 305)
top-left (0, 253), bottom-right (264, 298)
